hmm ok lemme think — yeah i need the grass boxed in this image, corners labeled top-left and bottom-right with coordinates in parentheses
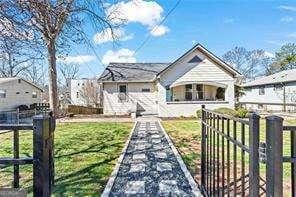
top-left (0, 122), bottom-right (133, 196)
top-left (162, 118), bottom-right (296, 194)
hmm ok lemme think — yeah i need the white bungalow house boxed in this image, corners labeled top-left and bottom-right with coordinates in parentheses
top-left (98, 44), bottom-right (242, 117)
top-left (0, 77), bottom-right (43, 111)
top-left (239, 69), bottom-right (296, 112)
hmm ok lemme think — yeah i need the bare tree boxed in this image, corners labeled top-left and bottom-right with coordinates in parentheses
top-left (59, 63), bottom-right (79, 83)
top-left (79, 80), bottom-right (100, 107)
top-left (0, 36), bottom-right (42, 77)
top-left (0, 1), bottom-right (119, 115)
top-left (222, 47), bottom-right (274, 80)
top-left (57, 63), bottom-right (79, 103)
top-left (22, 63), bottom-right (46, 87)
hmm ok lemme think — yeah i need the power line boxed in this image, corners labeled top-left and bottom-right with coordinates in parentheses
top-left (134, 0), bottom-right (182, 55)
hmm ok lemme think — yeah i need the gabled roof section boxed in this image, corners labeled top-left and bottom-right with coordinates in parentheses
top-left (242, 69), bottom-right (296, 87)
top-left (98, 63), bottom-right (170, 82)
top-left (157, 43), bottom-right (242, 78)
top-left (0, 77), bottom-right (43, 91)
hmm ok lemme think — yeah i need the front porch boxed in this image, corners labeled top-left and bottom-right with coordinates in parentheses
top-left (166, 82), bottom-right (227, 103)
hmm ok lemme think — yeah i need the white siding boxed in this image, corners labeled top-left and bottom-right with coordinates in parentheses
top-left (0, 79), bottom-right (42, 111)
top-left (160, 49), bottom-right (233, 86)
top-left (103, 82), bottom-right (157, 115)
top-left (240, 82), bottom-right (296, 111)
top-left (157, 48), bottom-right (236, 117)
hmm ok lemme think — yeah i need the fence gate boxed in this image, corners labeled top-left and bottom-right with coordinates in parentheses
top-left (200, 105), bottom-right (262, 196)
top-left (0, 114), bottom-right (55, 197)
top-left (201, 105), bottom-right (296, 196)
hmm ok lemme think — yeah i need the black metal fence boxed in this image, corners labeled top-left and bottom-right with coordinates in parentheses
top-left (200, 105), bottom-right (261, 196)
top-left (0, 114), bottom-right (55, 196)
top-left (201, 105), bottom-right (296, 196)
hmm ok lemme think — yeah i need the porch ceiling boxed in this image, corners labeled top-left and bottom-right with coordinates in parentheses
top-left (169, 81), bottom-right (227, 88)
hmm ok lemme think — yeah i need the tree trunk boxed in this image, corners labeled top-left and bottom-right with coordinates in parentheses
top-left (47, 40), bottom-right (58, 116)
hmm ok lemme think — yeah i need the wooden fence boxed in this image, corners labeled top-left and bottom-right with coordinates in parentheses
top-left (200, 105), bottom-right (296, 196)
top-left (0, 114), bottom-right (55, 196)
top-left (67, 105), bottom-right (103, 115)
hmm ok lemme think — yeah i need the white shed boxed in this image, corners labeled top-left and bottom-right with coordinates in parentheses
top-left (0, 77), bottom-right (43, 111)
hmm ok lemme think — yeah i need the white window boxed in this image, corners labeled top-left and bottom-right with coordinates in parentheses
top-left (259, 86), bottom-right (265, 95)
top-left (0, 90), bottom-right (6, 98)
top-left (32, 92), bottom-right (37, 98)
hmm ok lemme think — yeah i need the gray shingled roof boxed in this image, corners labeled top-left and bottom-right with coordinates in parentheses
top-left (242, 68), bottom-right (296, 87)
top-left (98, 63), bottom-right (169, 82)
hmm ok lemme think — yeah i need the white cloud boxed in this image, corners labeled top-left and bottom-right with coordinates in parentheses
top-left (150, 25), bottom-right (170, 37)
top-left (93, 28), bottom-right (133, 44)
top-left (280, 16), bottom-right (294, 23)
top-left (102, 48), bottom-right (136, 65)
top-left (107, 0), bottom-right (169, 36)
top-left (223, 18), bottom-right (235, 24)
top-left (266, 40), bottom-right (282, 46)
top-left (278, 5), bottom-right (296, 11)
top-left (288, 32), bottom-right (296, 38)
top-left (58, 55), bottom-right (96, 64)
top-left (264, 51), bottom-right (275, 58)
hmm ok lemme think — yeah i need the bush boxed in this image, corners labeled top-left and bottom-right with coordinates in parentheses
top-left (214, 108), bottom-right (237, 117)
top-left (196, 109), bottom-right (202, 118)
top-left (196, 107), bottom-right (249, 119)
top-left (235, 107), bottom-right (249, 118)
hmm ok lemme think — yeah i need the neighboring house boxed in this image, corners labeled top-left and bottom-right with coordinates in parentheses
top-left (69, 78), bottom-right (100, 107)
top-left (240, 69), bottom-right (296, 112)
top-left (0, 77), bottom-right (43, 111)
top-left (98, 44), bottom-right (242, 117)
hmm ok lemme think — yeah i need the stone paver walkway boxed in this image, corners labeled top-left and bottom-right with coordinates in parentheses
top-left (102, 121), bottom-right (201, 196)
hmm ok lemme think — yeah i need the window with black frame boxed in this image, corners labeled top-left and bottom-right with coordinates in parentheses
top-left (185, 84), bottom-right (193, 100)
top-left (196, 84), bottom-right (204, 100)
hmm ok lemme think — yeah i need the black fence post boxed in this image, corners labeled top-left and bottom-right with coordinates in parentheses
top-left (291, 129), bottom-right (296, 197)
top-left (249, 112), bottom-right (260, 197)
top-left (201, 105), bottom-right (206, 190)
top-left (33, 115), bottom-right (53, 197)
top-left (266, 115), bottom-right (283, 197)
top-left (49, 112), bottom-right (55, 191)
top-left (13, 129), bottom-right (19, 188)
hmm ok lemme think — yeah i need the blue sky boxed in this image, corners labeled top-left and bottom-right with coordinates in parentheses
top-left (61, 0), bottom-right (296, 78)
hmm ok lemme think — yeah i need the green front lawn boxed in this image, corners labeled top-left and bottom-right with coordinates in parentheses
top-left (0, 122), bottom-right (133, 196)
